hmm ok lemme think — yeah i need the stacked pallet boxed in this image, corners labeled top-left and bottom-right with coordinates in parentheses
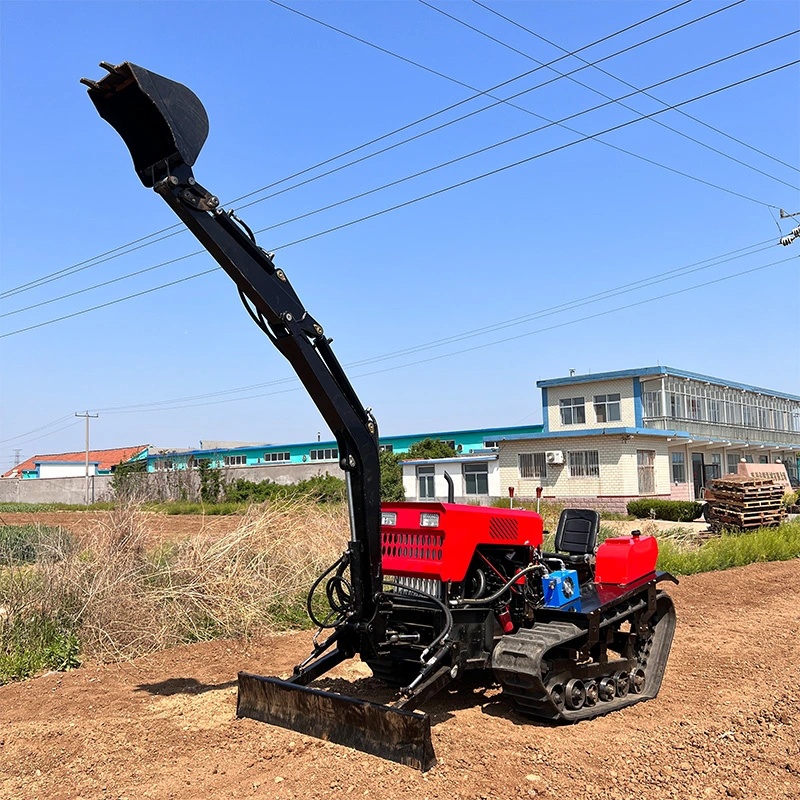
top-left (704, 475), bottom-right (787, 531)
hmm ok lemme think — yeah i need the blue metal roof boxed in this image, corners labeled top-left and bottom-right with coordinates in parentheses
top-left (497, 427), bottom-right (687, 442)
top-left (536, 366), bottom-right (800, 402)
top-left (399, 454), bottom-right (497, 465)
top-left (497, 428), bottom-right (800, 449)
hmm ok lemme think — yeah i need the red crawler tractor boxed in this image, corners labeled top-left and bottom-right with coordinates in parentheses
top-left (83, 62), bottom-right (677, 771)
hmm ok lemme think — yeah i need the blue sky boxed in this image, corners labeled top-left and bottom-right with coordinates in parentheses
top-left (1, 0), bottom-right (798, 468)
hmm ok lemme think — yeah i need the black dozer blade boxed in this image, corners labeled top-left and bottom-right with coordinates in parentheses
top-left (237, 673), bottom-right (436, 771)
top-left (81, 62), bottom-right (208, 186)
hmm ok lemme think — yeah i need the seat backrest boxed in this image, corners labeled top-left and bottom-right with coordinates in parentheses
top-left (554, 508), bottom-right (600, 555)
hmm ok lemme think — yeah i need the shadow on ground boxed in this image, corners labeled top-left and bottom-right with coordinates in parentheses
top-left (134, 677), bottom-right (237, 696)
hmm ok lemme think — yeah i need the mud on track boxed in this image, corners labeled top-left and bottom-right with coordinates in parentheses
top-left (1, 559), bottom-right (798, 800)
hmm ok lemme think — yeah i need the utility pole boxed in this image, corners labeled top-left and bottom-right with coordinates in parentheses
top-left (75, 411), bottom-right (99, 505)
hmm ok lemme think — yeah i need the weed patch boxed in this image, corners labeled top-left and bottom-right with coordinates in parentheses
top-left (657, 520), bottom-right (800, 575)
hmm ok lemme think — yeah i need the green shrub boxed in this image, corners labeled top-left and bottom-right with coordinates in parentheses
top-left (781, 489), bottom-right (800, 508)
top-left (0, 613), bottom-right (81, 683)
top-left (627, 499), bottom-right (703, 522)
top-left (379, 450), bottom-right (405, 502)
top-left (224, 473), bottom-right (346, 505)
top-left (0, 525), bottom-right (77, 567)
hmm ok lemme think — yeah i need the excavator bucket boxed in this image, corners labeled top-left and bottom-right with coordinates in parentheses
top-left (237, 673), bottom-right (436, 771)
top-left (81, 61), bottom-right (208, 186)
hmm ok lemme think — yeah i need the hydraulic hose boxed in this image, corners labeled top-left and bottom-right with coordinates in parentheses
top-left (455, 564), bottom-right (542, 606)
top-left (306, 551), bottom-right (353, 629)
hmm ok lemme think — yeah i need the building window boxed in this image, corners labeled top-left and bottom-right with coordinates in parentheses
top-left (484, 440), bottom-right (499, 449)
top-left (568, 450), bottom-right (599, 478)
top-left (727, 453), bottom-right (740, 474)
top-left (643, 391), bottom-right (661, 418)
top-left (264, 451), bottom-right (291, 462)
top-left (417, 465), bottom-right (435, 500)
top-left (379, 444), bottom-right (394, 453)
top-left (671, 452), bottom-right (686, 483)
top-left (439, 440), bottom-right (456, 450)
top-left (463, 463), bottom-right (489, 495)
top-left (191, 458), bottom-right (209, 470)
top-left (310, 448), bottom-right (339, 461)
top-left (594, 394), bottom-right (621, 423)
top-left (224, 455), bottom-right (247, 466)
top-left (708, 453), bottom-right (722, 480)
top-left (519, 453), bottom-right (547, 479)
top-left (559, 397), bottom-right (586, 425)
top-left (155, 459), bottom-right (174, 471)
top-left (758, 455), bottom-right (769, 464)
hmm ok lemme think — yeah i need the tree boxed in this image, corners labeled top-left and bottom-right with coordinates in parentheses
top-left (109, 458), bottom-right (148, 501)
top-left (379, 450), bottom-right (405, 502)
top-left (404, 437), bottom-right (457, 461)
top-left (197, 459), bottom-right (222, 503)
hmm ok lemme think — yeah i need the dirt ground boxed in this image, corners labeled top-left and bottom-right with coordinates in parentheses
top-left (1, 557), bottom-right (797, 800)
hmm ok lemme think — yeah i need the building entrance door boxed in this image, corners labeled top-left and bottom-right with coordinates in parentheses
top-left (637, 449), bottom-right (655, 495)
top-left (692, 452), bottom-right (705, 499)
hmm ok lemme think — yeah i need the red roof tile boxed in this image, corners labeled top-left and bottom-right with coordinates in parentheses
top-left (2, 445), bottom-right (149, 478)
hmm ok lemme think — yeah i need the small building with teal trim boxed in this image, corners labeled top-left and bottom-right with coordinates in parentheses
top-left (138, 424), bottom-right (544, 477)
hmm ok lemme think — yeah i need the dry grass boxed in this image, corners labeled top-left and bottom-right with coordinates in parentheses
top-left (1, 499), bottom-right (349, 672)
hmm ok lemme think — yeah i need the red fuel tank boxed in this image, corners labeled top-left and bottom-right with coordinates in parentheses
top-left (595, 532), bottom-right (658, 585)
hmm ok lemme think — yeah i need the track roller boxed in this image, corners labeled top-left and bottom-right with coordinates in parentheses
top-left (564, 679), bottom-right (586, 710)
top-left (549, 683), bottom-right (565, 711)
top-left (598, 676), bottom-right (616, 702)
top-left (630, 667), bottom-right (646, 694)
top-left (584, 680), bottom-right (598, 706)
top-left (614, 671), bottom-right (630, 698)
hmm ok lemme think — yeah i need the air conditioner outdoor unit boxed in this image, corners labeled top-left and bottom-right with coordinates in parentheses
top-left (546, 450), bottom-right (564, 465)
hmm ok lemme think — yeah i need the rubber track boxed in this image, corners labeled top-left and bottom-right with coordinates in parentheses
top-left (492, 591), bottom-right (676, 722)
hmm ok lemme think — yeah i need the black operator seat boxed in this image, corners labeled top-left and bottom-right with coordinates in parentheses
top-left (542, 508), bottom-right (600, 579)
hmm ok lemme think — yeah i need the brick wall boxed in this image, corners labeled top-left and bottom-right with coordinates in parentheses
top-left (498, 433), bottom-right (671, 503)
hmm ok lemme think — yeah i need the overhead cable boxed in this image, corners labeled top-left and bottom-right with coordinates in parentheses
top-left (421, 0), bottom-right (798, 190)
top-left (2, 57), bottom-right (796, 340)
top-left (472, 0), bottom-right (800, 175)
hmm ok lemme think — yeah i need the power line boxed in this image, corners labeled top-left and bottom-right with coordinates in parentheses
top-left (1, 420), bottom-right (81, 452)
top-left (0, 1), bottom-right (692, 302)
top-left (472, 0), bottom-right (800, 176)
top-left (3, 37), bottom-right (792, 324)
top-left (92, 237), bottom-right (774, 414)
top-left (97, 253), bottom-right (799, 414)
top-left (421, 0), bottom-right (798, 191)
top-left (2, 57), bottom-right (795, 341)
top-left (0, 414), bottom-right (75, 445)
top-left (259, 58), bottom-right (800, 252)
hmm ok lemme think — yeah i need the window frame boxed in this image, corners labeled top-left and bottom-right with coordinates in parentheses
top-left (593, 393), bottom-right (621, 423)
top-left (559, 397), bottom-right (586, 426)
top-left (518, 452), bottom-right (547, 480)
top-left (309, 448), bottom-right (339, 461)
top-left (671, 451), bottom-right (686, 483)
top-left (568, 450), bottom-right (600, 478)
top-left (463, 462), bottom-right (489, 495)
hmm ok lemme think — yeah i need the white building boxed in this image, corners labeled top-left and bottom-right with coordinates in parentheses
top-left (400, 367), bottom-right (800, 511)
top-left (496, 367), bottom-right (799, 512)
top-left (400, 454), bottom-right (500, 503)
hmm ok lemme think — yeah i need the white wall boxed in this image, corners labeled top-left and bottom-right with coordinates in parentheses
top-left (545, 377), bottom-right (636, 433)
top-left (401, 458), bottom-right (500, 501)
top-left (38, 462), bottom-right (98, 478)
